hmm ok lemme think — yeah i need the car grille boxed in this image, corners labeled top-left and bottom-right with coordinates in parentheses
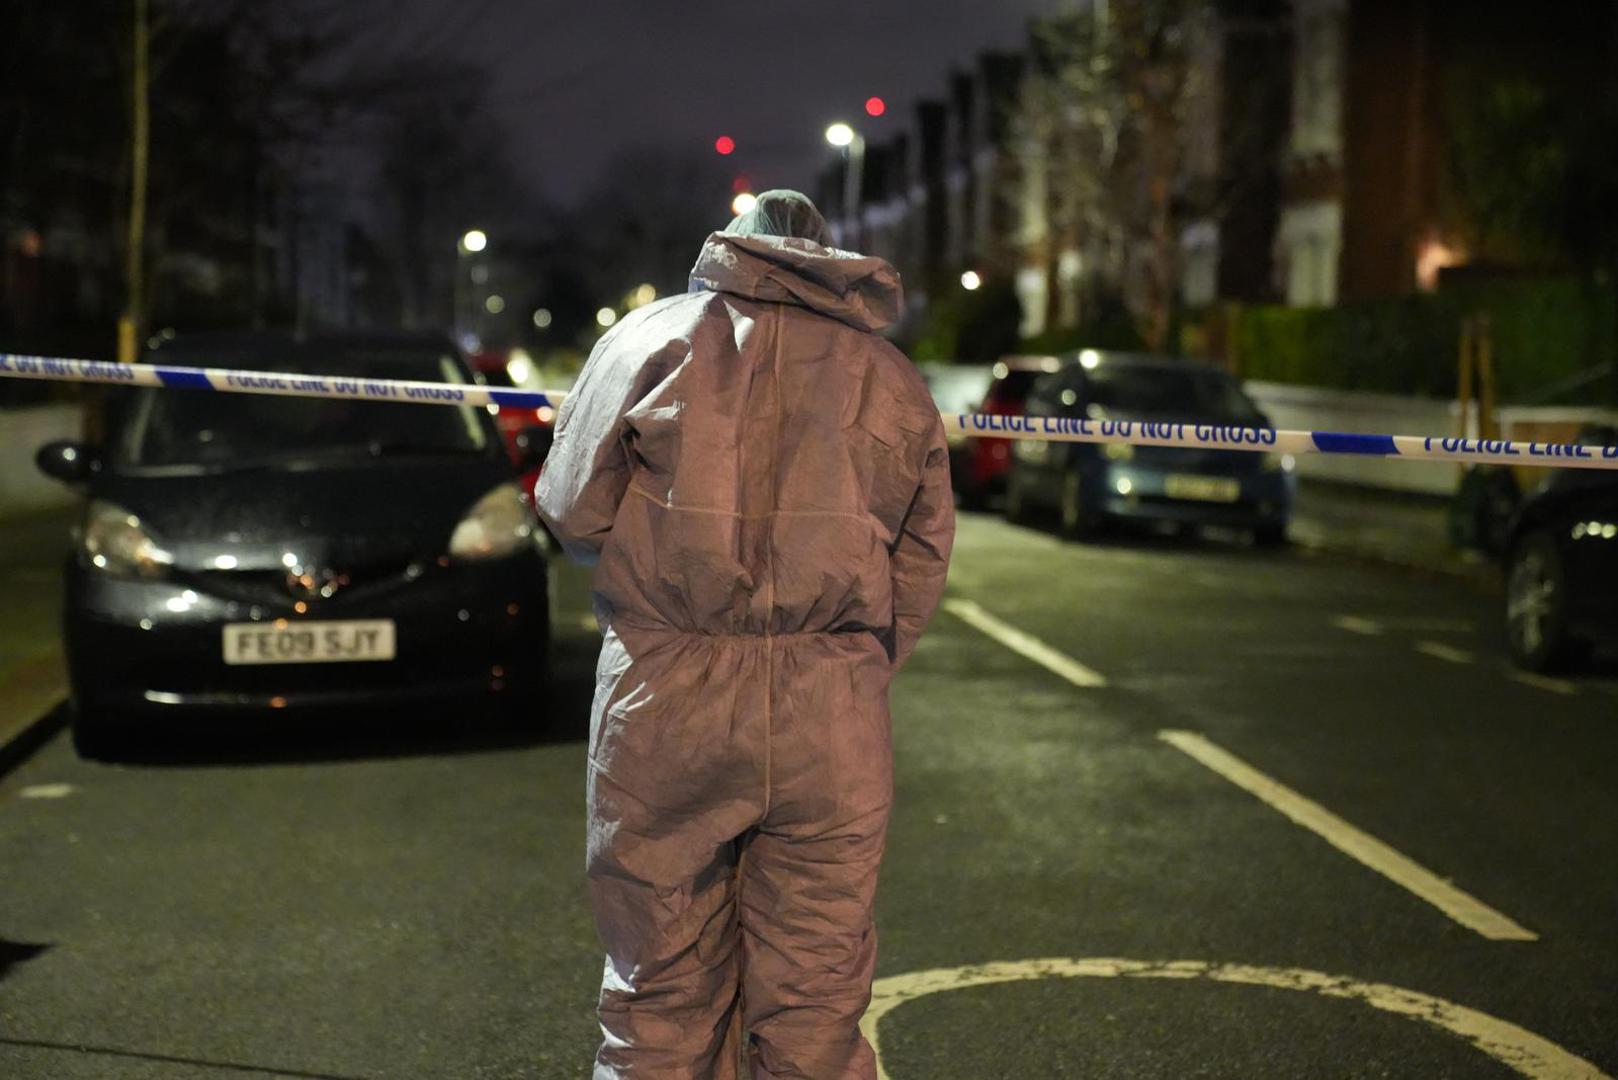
top-left (192, 559), bottom-right (421, 608)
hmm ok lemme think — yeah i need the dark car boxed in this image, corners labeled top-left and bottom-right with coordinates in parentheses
top-left (1502, 425), bottom-right (1618, 672)
top-left (957, 355), bottom-right (1061, 508)
top-left (34, 331), bottom-right (551, 758)
top-left (1004, 351), bottom-right (1295, 543)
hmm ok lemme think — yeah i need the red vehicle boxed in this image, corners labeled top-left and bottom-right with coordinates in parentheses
top-left (961, 355), bottom-right (1061, 508)
top-left (469, 350), bottom-right (555, 501)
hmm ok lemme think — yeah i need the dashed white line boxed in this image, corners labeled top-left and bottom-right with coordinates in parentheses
top-left (1508, 670), bottom-right (1578, 696)
top-left (943, 598), bottom-right (1108, 689)
top-left (1157, 730), bottom-right (1537, 941)
top-left (18, 783), bottom-right (75, 799)
top-left (1332, 615), bottom-right (1384, 636)
top-left (1415, 640), bottom-right (1476, 665)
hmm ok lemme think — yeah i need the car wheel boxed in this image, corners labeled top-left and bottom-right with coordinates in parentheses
top-left (70, 705), bottom-right (128, 762)
top-left (1004, 472), bottom-right (1032, 525)
top-left (1059, 470), bottom-right (1099, 541)
top-left (1254, 522), bottom-right (1289, 548)
top-left (1506, 530), bottom-right (1582, 673)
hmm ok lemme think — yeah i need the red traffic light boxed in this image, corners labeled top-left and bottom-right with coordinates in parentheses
top-left (714, 135), bottom-right (736, 155)
top-left (865, 96), bottom-right (886, 117)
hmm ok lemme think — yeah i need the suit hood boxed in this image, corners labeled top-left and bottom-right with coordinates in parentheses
top-left (688, 233), bottom-right (903, 333)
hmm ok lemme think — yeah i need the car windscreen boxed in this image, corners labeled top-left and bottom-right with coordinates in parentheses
top-left (926, 367), bottom-right (992, 413)
top-left (987, 368), bottom-right (1042, 404)
top-left (1085, 364), bottom-right (1265, 423)
top-left (111, 350), bottom-right (490, 471)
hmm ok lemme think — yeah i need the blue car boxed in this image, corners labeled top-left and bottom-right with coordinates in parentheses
top-left (1003, 351), bottom-right (1295, 544)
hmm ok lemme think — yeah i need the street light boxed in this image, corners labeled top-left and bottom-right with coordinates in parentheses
top-left (532, 308), bottom-right (553, 329)
top-left (824, 123), bottom-right (866, 250)
top-left (824, 122), bottom-right (856, 148)
top-left (460, 229), bottom-right (488, 254)
top-left (732, 191), bottom-right (758, 216)
top-left (455, 229), bottom-right (489, 337)
top-left (960, 270), bottom-right (983, 291)
top-left (596, 307), bottom-right (618, 328)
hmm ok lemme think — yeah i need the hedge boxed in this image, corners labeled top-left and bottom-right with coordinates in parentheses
top-left (1224, 277), bottom-right (1616, 404)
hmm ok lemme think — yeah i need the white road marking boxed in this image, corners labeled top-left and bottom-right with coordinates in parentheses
top-left (18, 783), bottom-right (75, 799)
top-left (1416, 640), bottom-right (1476, 665)
top-left (943, 598), bottom-right (1108, 688)
top-left (1332, 615), bottom-right (1384, 636)
top-left (1508, 670), bottom-right (1578, 696)
top-left (1157, 730), bottom-right (1537, 942)
top-left (864, 958), bottom-right (1607, 1080)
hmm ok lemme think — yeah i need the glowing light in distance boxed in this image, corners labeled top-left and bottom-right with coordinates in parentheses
top-left (1079, 349), bottom-right (1102, 369)
top-left (715, 135), bottom-right (735, 155)
top-left (532, 308), bottom-right (552, 329)
top-left (596, 307), bottom-right (618, 328)
top-left (960, 270), bottom-right (982, 291)
top-left (212, 554), bottom-right (237, 570)
top-left (632, 283), bottom-right (657, 307)
top-left (865, 96), bottom-right (886, 117)
top-left (732, 192), bottom-right (758, 216)
top-left (506, 352), bottom-right (534, 385)
top-left (484, 295), bottom-right (505, 314)
top-left (1116, 477), bottom-right (1134, 495)
top-left (460, 229), bottom-right (487, 253)
top-left (825, 122), bottom-right (856, 148)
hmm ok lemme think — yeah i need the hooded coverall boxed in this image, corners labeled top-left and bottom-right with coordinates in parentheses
top-left (536, 208), bottom-right (954, 1079)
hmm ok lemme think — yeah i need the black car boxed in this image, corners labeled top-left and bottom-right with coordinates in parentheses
top-left (1503, 425), bottom-right (1618, 671)
top-left (1005, 351), bottom-right (1295, 542)
top-left (35, 331), bottom-right (552, 758)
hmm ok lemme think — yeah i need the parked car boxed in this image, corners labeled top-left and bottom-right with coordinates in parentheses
top-left (35, 331), bottom-right (552, 758)
top-left (957, 355), bottom-right (1061, 508)
top-left (468, 347), bottom-right (556, 503)
top-left (1004, 351), bottom-right (1295, 543)
top-left (918, 362), bottom-right (993, 507)
top-left (1502, 424), bottom-right (1618, 672)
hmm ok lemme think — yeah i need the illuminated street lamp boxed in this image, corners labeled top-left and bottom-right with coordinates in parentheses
top-left (824, 123), bottom-right (866, 250)
top-left (596, 307), bottom-right (618, 328)
top-left (732, 191), bottom-right (758, 216)
top-left (532, 307), bottom-right (553, 329)
top-left (460, 229), bottom-right (488, 254)
top-left (960, 270), bottom-right (983, 291)
top-left (455, 229), bottom-right (490, 336)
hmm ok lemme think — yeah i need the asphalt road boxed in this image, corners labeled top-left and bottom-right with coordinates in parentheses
top-left (2, 512), bottom-right (1616, 1078)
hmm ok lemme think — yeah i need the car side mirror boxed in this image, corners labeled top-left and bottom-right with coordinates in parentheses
top-left (514, 424), bottom-right (553, 470)
top-left (35, 440), bottom-right (94, 485)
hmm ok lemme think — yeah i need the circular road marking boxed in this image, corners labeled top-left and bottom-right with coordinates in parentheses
top-left (864, 958), bottom-right (1609, 1080)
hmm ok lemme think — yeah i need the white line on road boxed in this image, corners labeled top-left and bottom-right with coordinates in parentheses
top-left (1415, 640), bottom-right (1476, 665)
top-left (866, 958), bottom-right (1607, 1080)
top-left (1508, 670), bottom-right (1578, 697)
top-left (18, 783), bottom-right (75, 799)
top-left (1157, 730), bottom-right (1538, 942)
top-left (1332, 615), bottom-right (1384, 636)
top-left (943, 598), bottom-right (1108, 688)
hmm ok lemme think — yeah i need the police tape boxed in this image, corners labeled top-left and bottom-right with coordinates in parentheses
top-left (4, 353), bottom-right (1617, 471)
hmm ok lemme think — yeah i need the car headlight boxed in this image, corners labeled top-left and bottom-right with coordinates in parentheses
top-left (449, 483), bottom-right (535, 561)
top-left (1263, 452), bottom-right (1296, 473)
top-left (1102, 442), bottom-right (1134, 462)
top-left (82, 499), bottom-right (173, 577)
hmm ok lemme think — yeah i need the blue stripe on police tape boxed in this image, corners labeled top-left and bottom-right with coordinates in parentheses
top-left (1310, 431), bottom-right (1399, 456)
top-left (154, 366), bottom-right (213, 390)
top-left (489, 388), bottom-right (552, 410)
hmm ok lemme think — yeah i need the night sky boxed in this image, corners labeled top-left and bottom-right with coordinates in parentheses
top-left (378, 0), bottom-right (1066, 202)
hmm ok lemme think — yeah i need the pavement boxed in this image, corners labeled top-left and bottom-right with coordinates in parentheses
top-left (1, 505), bottom-right (1615, 1078)
top-left (0, 506), bottom-right (74, 766)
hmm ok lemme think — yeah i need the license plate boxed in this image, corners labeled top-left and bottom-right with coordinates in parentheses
top-left (222, 620), bottom-right (396, 665)
top-left (1164, 474), bottom-right (1240, 503)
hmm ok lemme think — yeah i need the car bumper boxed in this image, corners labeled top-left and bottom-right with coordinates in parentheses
top-left (64, 553), bottom-right (550, 716)
top-left (1095, 463), bottom-right (1294, 527)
